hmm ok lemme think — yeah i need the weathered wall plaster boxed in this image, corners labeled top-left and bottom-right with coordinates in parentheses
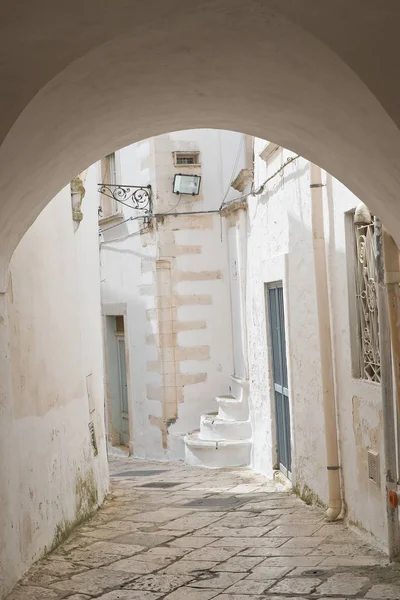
top-left (97, 130), bottom-right (244, 459)
top-left (0, 181), bottom-right (109, 597)
top-left (247, 139), bottom-right (387, 549)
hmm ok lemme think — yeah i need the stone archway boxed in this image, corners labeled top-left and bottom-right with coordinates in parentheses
top-left (1, 1), bottom-right (400, 289)
top-left (2, 2), bottom-right (400, 595)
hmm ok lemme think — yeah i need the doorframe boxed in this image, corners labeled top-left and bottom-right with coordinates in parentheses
top-left (261, 254), bottom-right (296, 484)
top-left (102, 302), bottom-right (134, 455)
top-left (115, 330), bottom-right (129, 446)
top-left (266, 281), bottom-right (292, 480)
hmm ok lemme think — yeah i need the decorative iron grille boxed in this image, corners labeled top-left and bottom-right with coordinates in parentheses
top-left (98, 184), bottom-right (152, 214)
top-left (354, 222), bottom-right (380, 382)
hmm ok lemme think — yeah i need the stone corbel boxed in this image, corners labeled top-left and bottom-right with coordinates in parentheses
top-left (71, 170), bottom-right (88, 229)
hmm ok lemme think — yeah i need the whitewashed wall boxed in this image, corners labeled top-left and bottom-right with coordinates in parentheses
top-left (321, 172), bottom-right (387, 547)
top-left (246, 138), bottom-right (386, 548)
top-left (96, 130), bottom-right (246, 459)
top-left (0, 181), bottom-right (108, 597)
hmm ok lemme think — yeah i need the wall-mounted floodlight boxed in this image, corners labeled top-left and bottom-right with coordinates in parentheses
top-left (173, 174), bottom-right (201, 195)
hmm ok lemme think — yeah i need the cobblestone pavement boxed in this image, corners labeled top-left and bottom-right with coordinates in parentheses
top-left (7, 457), bottom-right (400, 599)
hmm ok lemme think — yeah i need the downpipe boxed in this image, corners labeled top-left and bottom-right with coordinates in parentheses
top-left (310, 163), bottom-right (342, 521)
top-left (374, 219), bottom-right (400, 560)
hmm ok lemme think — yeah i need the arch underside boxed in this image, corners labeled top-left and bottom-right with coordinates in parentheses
top-left (1, 0), bottom-right (400, 290)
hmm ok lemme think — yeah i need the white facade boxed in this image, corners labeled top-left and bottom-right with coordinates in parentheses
top-left (0, 178), bottom-right (108, 597)
top-left (242, 139), bottom-right (391, 550)
top-left (92, 130), bottom-right (396, 550)
top-left (92, 130), bottom-right (250, 460)
top-left (0, 127), bottom-right (397, 596)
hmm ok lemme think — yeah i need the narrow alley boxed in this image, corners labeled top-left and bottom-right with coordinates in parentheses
top-left (7, 458), bottom-right (400, 600)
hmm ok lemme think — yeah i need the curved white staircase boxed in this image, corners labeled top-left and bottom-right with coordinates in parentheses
top-left (184, 376), bottom-right (252, 468)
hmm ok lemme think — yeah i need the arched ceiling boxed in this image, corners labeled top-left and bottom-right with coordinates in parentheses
top-left (1, 0), bottom-right (400, 289)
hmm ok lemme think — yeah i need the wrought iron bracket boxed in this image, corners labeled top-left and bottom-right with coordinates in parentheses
top-left (98, 184), bottom-right (152, 214)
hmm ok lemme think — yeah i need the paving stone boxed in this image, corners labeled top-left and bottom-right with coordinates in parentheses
top-left (222, 579), bottom-right (276, 594)
top-left (102, 520), bottom-right (153, 531)
top-left (97, 592), bottom-right (163, 599)
top-left (365, 583), bottom-right (400, 598)
top-left (267, 525), bottom-right (322, 537)
top-left (240, 546), bottom-right (312, 557)
top-left (161, 513), bottom-right (224, 531)
top-left (280, 536), bottom-right (326, 548)
top-left (125, 508), bottom-right (194, 522)
top-left (259, 506), bottom-right (297, 513)
top-left (270, 576), bottom-right (321, 594)
top-left (183, 547), bottom-right (239, 562)
top-left (169, 537), bottom-right (218, 548)
top-left (317, 574), bottom-right (370, 596)
top-left (314, 525), bottom-right (361, 540)
top-left (7, 458), bottom-right (400, 600)
top-left (113, 532), bottom-right (176, 546)
top-left (311, 542), bottom-right (378, 556)
top-left (20, 572), bottom-right (58, 587)
top-left (257, 555), bottom-right (323, 567)
top-left (107, 557), bottom-right (162, 573)
top-left (5, 587), bottom-right (62, 600)
top-left (319, 555), bottom-right (386, 567)
top-left (217, 516), bottom-right (276, 527)
top-left (188, 572), bottom-right (246, 589)
top-left (159, 529), bottom-right (194, 538)
top-left (81, 527), bottom-right (128, 540)
top-left (41, 556), bottom-right (88, 576)
top-left (246, 566), bottom-right (291, 579)
top-left (212, 596), bottom-right (271, 600)
top-left (197, 526), bottom-right (272, 537)
top-left (211, 556), bottom-right (264, 572)
top-left (287, 566), bottom-right (334, 577)
top-left (64, 541), bottom-right (144, 568)
top-left (250, 597), bottom-right (311, 600)
top-left (136, 547), bottom-right (187, 562)
top-left (210, 537), bottom-right (289, 548)
top-left (162, 560), bottom-right (220, 575)
top-left (125, 574), bottom-right (194, 593)
top-left (163, 589), bottom-right (220, 599)
top-left (53, 535), bottom-right (93, 555)
top-left (49, 567), bottom-right (137, 595)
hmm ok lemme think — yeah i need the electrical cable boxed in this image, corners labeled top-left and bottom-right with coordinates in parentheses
top-left (99, 153), bottom-right (300, 236)
top-left (163, 194), bottom-right (182, 214)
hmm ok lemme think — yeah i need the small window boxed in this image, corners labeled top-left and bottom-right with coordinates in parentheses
top-left (347, 206), bottom-right (380, 383)
top-left (173, 151), bottom-right (200, 167)
top-left (99, 152), bottom-right (122, 220)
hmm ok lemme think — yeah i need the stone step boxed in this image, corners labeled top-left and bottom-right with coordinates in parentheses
top-left (184, 431), bottom-right (252, 468)
top-left (216, 394), bottom-right (249, 421)
top-left (200, 412), bottom-right (252, 441)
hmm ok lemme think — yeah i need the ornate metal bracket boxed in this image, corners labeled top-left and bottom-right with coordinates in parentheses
top-left (98, 184), bottom-right (152, 214)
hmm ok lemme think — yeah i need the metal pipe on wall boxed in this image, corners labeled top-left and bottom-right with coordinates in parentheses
top-left (310, 163), bottom-right (342, 521)
top-left (375, 219), bottom-right (400, 560)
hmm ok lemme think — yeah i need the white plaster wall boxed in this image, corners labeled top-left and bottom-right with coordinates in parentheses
top-left (322, 172), bottom-right (386, 547)
top-left (168, 214), bottom-right (233, 455)
top-left (0, 183), bottom-right (108, 597)
top-left (97, 130), bottom-right (243, 460)
top-left (247, 138), bottom-right (387, 548)
top-left (247, 142), bottom-right (327, 504)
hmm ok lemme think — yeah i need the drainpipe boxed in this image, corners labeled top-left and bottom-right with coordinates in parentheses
top-left (310, 163), bottom-right (342, 521)
top-left (374, 218), bottom-right (400, 560)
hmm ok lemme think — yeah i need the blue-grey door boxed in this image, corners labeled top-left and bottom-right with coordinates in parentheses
top-left (268, 284), bottom-right (292, 479)
top-left (117, 337), bottom-right (129, 446)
